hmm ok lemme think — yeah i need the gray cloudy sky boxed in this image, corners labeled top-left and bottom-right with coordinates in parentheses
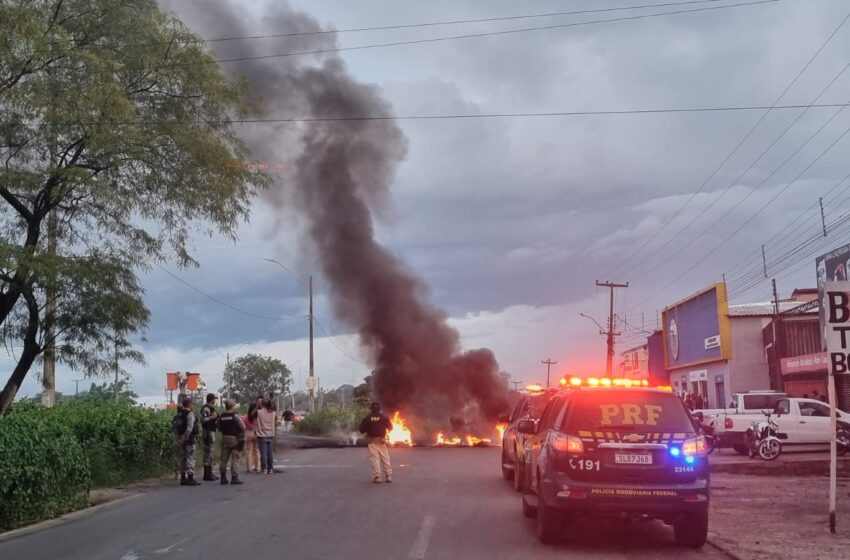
top-left (13, 0), bottom-right (850, 399)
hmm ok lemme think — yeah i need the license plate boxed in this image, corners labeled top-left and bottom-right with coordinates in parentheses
top-left (614, 453), bottom-right (653, 465)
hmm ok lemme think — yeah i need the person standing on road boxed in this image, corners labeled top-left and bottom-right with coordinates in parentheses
top-left (174, 396), bottom-right (201, 486)
top-left (243, 403), bottom-right (260, 473)
top-left (256, 399), bottom-right (277, 474)
top-left (172, 397), bottom-right (185, 480)
top-left (282, 408), bottom-right (294, 433)
top-left (217, 400), bottom-right (246, 485)
top-left (200, 393), bottom-right (220, 481)
top-left (359, 402), bottom-right (393, 484)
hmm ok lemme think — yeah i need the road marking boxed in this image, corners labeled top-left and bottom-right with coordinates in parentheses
top-left (154, 538), bottom-right (190, 554)
top-left (120, 551), bottom-right (139, 560)
top-left (408, 514), bottom-right (436, 559)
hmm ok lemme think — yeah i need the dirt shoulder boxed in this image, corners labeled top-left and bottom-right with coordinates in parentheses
top-left (709, 472), bottom-right (850, 559)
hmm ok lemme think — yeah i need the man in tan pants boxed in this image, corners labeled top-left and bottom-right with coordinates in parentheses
top-left (359, 402), bottom-right (394, 483)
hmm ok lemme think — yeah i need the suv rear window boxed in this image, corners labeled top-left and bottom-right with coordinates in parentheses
top-left (563, 390), bottom-right (694, 434)
top-left (529, 395), bottom-right (551, 418)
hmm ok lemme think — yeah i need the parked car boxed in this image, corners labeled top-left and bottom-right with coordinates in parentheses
top-left (501, 386), bottom-right (559, 492)
top-left (518, 381), bottom-right (709, 547)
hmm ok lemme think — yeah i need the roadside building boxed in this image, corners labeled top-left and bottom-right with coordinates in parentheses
top-left (620, 343), bottom-right (648, 379)
top-left (661, 283), bottom-right (825, 409)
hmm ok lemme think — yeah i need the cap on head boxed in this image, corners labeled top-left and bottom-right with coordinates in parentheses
top-left (206, 393), bottom-right (217, 403)
top-left (370, 402), bottom-right (381, 412)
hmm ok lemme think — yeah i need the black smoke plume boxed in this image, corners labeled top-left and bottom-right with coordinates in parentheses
top-left (162, 0), bottom-right (509, 432)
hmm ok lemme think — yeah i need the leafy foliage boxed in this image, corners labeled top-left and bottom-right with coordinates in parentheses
top-left (0, 400), bottom-right (173, 529)
top-left (295, 404), bottom-right (367, 436)
top-left (0, 0), bottom-right (272, 412)
top-left (0, 402), bottom-right (90, 529)
top-left (222, 354), bottom-right (291, 403)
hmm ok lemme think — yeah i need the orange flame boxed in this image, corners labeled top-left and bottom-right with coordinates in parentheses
top-left (387, 411), bottom-right (413, 446)
top-left (466, 435), bottom-right (491, 446)
top-left (435, 432), bottom-right (462, 446)
top-left (496, 423), bottom-right (508, 442)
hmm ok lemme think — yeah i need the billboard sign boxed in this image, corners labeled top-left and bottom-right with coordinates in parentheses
top-left (780, 352), bottom-right (828, 375)
top-left (817, 243), bottom-right (850, 349)
top-left (662, 283), bottom-right (732, 370)
top-left (824, 281), bottom-right (850, 375)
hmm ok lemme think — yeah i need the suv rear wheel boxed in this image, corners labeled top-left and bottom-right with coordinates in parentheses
top-left (513, 452), bottom-right (524, 492)
top-left (501, 449), bottom-right (513, 480)
top-left (674, 511), bottom-right (708, 548)
top-left (536, 477), bottom-right (564, 544)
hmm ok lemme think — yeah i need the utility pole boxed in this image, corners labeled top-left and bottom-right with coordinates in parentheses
top-left (820, 197), bottom-right (828, 237)
top-left (762, 245), bottom-right (768, 278)
top-left (308, 275), bottom-right (316, 413)
top-left (511, 380), bottom-right (522, 391)
top-left (541, 358), bottom-right (558, 388)
top-left (42, 62), bottom-right (59, 409)
top-left (596, 281), bottom-right (629, 377)
top-left (113, 333), bottom-right (120, 401)
top-left (73, 378), bottom-right (82, 398)
top-left (225, 352), bottom-right (231, 401)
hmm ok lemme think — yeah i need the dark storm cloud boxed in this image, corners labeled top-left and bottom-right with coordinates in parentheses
top-left (146, 0), bottom-right (850, 384)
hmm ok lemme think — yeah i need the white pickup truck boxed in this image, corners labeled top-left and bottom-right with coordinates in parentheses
top-left (702, 393), bottom-right (850, 454)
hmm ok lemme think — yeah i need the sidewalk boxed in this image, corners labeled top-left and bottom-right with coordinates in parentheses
top-left (709, 449), bottom-right (850, 476)
top-left (709, 472), bottom-right (850, 559)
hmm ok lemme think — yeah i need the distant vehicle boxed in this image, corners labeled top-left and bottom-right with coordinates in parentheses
top-left (518, 378), bottom-right (709, 548)
top-left (720, 397), bottom-right (850, 454)
top-left (698, 391), bottom-right (789, 454)
top-left (500, 385), bottom-right (559, 492)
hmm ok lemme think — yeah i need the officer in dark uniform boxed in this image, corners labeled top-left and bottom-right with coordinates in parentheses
top-left (358, 402), bottom-right (394, 483)
top-left (173, 396), bottom-right (201, 486)
top-left (217, 400), bottom-right (247, 485)
top-left (200, 393), bottom-right (219, 481)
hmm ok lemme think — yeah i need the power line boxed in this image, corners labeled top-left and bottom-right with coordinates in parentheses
top-left (312, 316), bottom-right (369, 365)
top-left (21, 0), bottom-right (748, 54)
top-left (29, 102), bottom-right (850, 128)
top-left (605, 9), bottom-right (850, 279)
top-left (155, 263), bottom-right (307, 322)
top-left (630, 117), bottom-right (850, 312)
top-left (165, 0), bottom-right (781, 68)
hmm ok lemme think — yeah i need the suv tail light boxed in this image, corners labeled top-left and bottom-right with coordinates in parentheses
top-left (682, 436), bottom-right (707, 457)
top-left (552, 434), bottom-right (584, 454)
top-left (725, 417), bottom-right (733, 430)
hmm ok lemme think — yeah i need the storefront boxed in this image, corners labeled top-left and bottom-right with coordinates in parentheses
top-left (662, 283), bottom-right (773, 408)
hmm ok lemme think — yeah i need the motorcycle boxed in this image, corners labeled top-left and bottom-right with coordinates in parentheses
top-left (837, 421), bottom-right (850, 457)
top-left (747, 410), bottom-right (782, 461)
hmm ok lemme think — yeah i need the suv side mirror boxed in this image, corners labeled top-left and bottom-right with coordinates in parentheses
top-left (517, 420), bottom-right (537, 435)
top-left (498, 412), bottom-right (510, 423)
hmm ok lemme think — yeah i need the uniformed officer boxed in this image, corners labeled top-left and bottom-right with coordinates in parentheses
top-left (358, 402), bottom-right (394, 483)
top-left (171, 396), bottom-right (184, 480)
top-left (217, 400), bottom-right (247, 485)
top-left (174, 396), bottom-right (201, 486)
top-left (200, 393), bottom-right (219, 481)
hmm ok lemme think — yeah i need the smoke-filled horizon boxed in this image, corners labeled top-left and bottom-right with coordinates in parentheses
top-left (161, 0), bottom-right (509, 431)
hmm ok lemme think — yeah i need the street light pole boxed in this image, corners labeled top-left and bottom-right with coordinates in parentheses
top-left (309, 275), bottom-right (315, 413)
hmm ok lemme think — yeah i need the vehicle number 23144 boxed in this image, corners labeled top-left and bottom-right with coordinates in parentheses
top-left (569, 458), bottom-right (601, 471)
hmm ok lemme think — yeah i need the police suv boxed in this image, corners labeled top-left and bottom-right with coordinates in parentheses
top-left (518, 378), bottom-right (709, 548)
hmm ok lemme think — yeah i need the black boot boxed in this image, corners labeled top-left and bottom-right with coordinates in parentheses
top-left (203, 465), bottom-right (217, 481)
top-left (184, 473), bottom-right (201, 486)
top-left (180, 473), bottom-right (187, 486)
top-left (220, 472), bottom-right (228, 485)
top-left (230, 475), bottom-right (244, 485)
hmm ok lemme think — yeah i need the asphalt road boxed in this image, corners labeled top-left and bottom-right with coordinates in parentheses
top-left (1, 447), bottom-right (728, 560)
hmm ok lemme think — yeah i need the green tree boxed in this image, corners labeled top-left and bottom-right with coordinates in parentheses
top-left (0, 0), bottom-right (271, 413)
top-left (222, 354), bottom-right (291, 403)
top-left (352, 375), bottom-right (373, 407)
